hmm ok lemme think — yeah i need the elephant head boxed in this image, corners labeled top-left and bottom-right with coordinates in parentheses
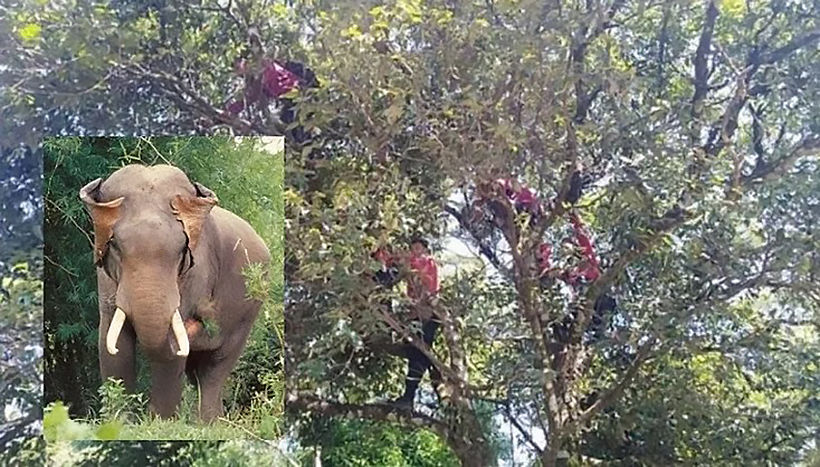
top-left (80, 165), bottom-right (217, 359)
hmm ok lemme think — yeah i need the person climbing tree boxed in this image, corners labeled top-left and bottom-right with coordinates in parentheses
top-left (226, 58), bottom-right (319, 144)
top-left (473, 175), bottom-right (616, 340)
top-left (537, 211), bottom-right (616, 343)
top-left (378, 238), bottom-right (441, 409)
top-left (470, 177), bottom-right (542, 232)
top-left (537, 212), bottom-right (600, 286)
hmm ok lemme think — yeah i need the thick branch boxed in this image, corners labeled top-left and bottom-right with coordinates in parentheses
top-left (760, 30), bottom-right (820, 64)
top-left (742, 137), bottom-right (820, 184)
top-left (691, 0), bottom-right (719, 121)
top-left (503, 403), bottom-right (544, 454)
top-left (443, 204), bottom-right (509, 276)
top-left (287, 391), bottom-right (457, 442)
top-left (117, 62), bottom-right (280, 135)
top-left (375, 305), bottom-right (461, 385)
top-left (566, 340), bottom-right (655, 433)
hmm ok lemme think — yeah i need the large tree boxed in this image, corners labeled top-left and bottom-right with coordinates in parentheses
top-left (1, 0), bottom-right (818, 465)
top-left (282, 1), bottom-right (819, 465)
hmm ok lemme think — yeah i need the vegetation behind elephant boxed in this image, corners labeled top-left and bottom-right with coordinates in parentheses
top-left (79, 164), bottom-right (271, 421)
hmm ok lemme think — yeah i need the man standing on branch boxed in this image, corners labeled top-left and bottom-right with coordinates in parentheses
top-left (376, 238), bottom-right (441, 409)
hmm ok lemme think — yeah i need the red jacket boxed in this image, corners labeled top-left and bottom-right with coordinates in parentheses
top-left (261, 60), bottom-right (300, 98)
top-left (493, 178), bottom-right (541, 214)
top-left (407, 252), bottom-right (439, 299)
top-left (373, 248), bottom-right (439, 299)
top-left (566, 212), bottom-right (600, 285)
top-left (226, 60), bottom-right (301, 115)
top-left (537, 212), bottom-right (600, 286)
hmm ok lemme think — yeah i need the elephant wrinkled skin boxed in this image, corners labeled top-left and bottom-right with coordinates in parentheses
top-left (80, 164), bottom-right (271, 421)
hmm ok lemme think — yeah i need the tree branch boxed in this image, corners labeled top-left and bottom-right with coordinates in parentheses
top-left (503, 403), bottom-right (544, 454)
top-left (287, 391), bottom-right (459, 443)
top-left (567, 339), bottom-right (655, 433)
top-left (691, 0), bottom-right (719, 122)
top-left (443, 204), bottom-right (509, 277)
top-left (760, 29), bottom-right (820, 64)
top-left (742, 136), bottom-right (820, 184)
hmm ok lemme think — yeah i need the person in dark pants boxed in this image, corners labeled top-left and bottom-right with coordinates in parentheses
top-left (386, 238), bottom-right (441, 409)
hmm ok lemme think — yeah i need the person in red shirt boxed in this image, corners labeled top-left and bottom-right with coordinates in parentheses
top-left (537, 212), bottom-right (601, 286)
top-left (226, 59), bottom-right (319, 144)
top-left (377, 237), bottom-right (441, 409)
top-left (536, 210), bottom-right (616, 346)
top-left (493, 177), bottom-right (543, 219)
top-left (473, 176), bottom-right (616, 337)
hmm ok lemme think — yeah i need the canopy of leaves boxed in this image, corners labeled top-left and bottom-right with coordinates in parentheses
top-left (1, 0), bottom-right (818, 465)
top-left (1, 147), bottom-right (44, 463)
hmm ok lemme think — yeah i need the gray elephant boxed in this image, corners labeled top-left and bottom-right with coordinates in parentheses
top-left (80, 164), bottom-right (271, 421)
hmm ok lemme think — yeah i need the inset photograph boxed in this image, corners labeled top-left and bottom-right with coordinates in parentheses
top-left (43, 137), bottom-right (283, 440)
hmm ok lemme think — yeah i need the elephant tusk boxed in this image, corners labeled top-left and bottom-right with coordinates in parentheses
top-left (106, 307), bottom-right (127, 355)
top-left (171, 309), bottom-right (190, 357)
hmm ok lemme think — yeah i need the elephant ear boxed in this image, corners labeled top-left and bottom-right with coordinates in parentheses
top-left (171, 182), bottom-right (218, 252)
top-left (79, 178), bottom-right (125, 265)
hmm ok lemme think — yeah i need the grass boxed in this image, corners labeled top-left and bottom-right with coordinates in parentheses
top-left (44, 379), bottom-right (281, 442)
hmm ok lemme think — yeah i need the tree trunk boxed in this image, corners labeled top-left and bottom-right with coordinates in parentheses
top-left (542, 441), bottom-right (570, 467)
top-left (446, 402), bottom-right (497, 466)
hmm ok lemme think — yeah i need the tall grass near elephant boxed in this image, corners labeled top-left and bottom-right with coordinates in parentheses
top-left (43, 137), bottom-right (284, 439)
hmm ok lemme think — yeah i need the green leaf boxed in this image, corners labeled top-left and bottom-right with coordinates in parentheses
top-left (18, 23), bottom-right (41, 42)
top-left (95, 420), bottom-right (122, 440)
top-left (43, 402), bottom-right (70, 441)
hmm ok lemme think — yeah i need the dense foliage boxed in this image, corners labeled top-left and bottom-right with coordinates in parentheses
top-left (42, 136), bottom-right (284, 438)
top-left (1, 147), bottom-right (44, 464)
top-left (296, 418), bottom-right (461, 467)
top-left (282, 1), bottom-right (819, 465)
top-left (1, 0), bottom-right (818, 465)
top-left (48, 440), bottom-right (287, 466)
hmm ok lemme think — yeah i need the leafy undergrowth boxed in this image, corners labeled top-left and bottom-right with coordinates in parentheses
top-left (44, 379), bottom-right (281, 442)
top-left (47, 439), bottom-right (294, 466)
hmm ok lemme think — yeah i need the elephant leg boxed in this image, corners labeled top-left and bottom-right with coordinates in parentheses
top-left (148, 359), bottom-right (186, 418)
top-left (98, 312), bottom-right (137, 392)
top-left (194, 322), bottom-right (254, 422)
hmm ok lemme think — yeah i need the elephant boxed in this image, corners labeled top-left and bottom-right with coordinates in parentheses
top-left (79, 164), bottom-right (271, 421)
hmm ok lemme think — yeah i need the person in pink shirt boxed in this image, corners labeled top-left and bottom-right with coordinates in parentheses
top-left (536, 211), bottom-right (616, 345)
top-left (493, 177), bottom-right (543, 219)
top-left (537, 212), bottom-right (601, 287)
top-left (474, 176), bottom-right (616, 332)
top-left (225, 59), bottom-right (318, 144)
top-left (377, 238), bottom-right (441, 409)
